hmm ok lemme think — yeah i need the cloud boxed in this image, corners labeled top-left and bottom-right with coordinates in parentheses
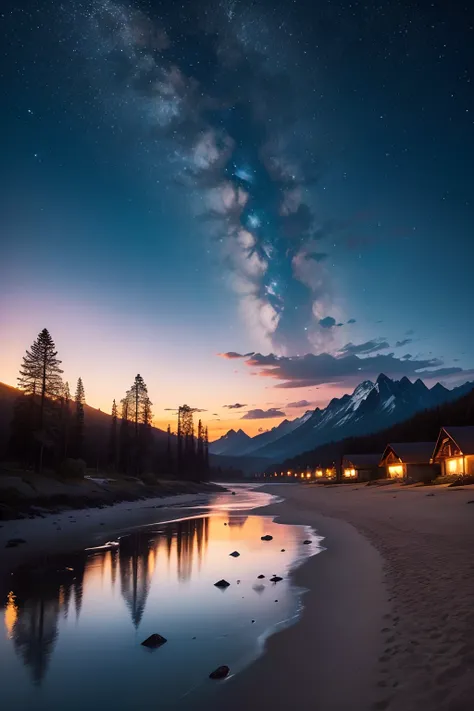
top-left (339, 339), bottom-right (390, 356)
top-left (241, 408), bottom-right (286, 419)
top-left (287, 400), bottom-right (312, 408)
top-left (236, 351), bottom-right (466, 388)
top-left (190, 408), bottom-right (207, 413)
top-left (218, 351), bottom-right (246, 359)
top-left (212, 413), bottom-right (219, 416)
top-left (395, 338), bottom-right (413, 348)
top-left (319, 316), bottom-right (336, 329)
top-left (347, 318), bottom-right (356, 324)
top-left (406, 329), bottom-right (415, 335)
top-left (223, 403), bottom-right (247, 409)
top-left (336, 322), bottom-right (344, 327)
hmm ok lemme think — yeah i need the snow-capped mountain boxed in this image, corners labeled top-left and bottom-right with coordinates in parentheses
top-left (252, 374), bottom-right (472, 461)
top-left (210, 375), bottom-right (473, 462)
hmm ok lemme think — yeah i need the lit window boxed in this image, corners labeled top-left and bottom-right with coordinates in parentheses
top-left (446, 457), bottom-right (464, 475)
top-left (325, 468), bottom-right (334, 478)
top-left (315, 469), bottom-right (323, 477)
top-left (306, 472), bottom-right (311, 479)
top-left (388, 464), bottom-right (404, 478)
top-left (344, 468), bottom-right (356, 478)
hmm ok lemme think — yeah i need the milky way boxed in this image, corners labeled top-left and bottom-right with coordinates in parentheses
top-left (65, 0), bottom-right (336, 354)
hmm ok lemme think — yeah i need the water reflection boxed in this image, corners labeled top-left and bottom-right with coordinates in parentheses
top-left (1, 496), bottom-right (320, 709)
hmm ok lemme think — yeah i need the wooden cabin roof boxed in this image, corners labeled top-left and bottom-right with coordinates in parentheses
top-left (433, 426), bottom-right (474, 459)
top-left (342, 453), bottom-right (382, 468)
top-left (380, 442), bottom-right (436, 465)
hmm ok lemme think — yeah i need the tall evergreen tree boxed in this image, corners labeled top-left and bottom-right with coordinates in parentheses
top-left (119, 397), bottom-right (131, 474)
top-left (72, 378), bottom-right (85, 458)
top-left (16, 328), bottom-right (63, 470)
top-left (204, 426), bottom-right (210, 479)
top-left (108, 399), bottom-right (118, 470)
top-left (61, 381), bottom-right (71, 459)
top-left (196, 419), bottom-right (204, 479)
top-left (166, 424), bottom-right (173, 475)
top-left (121, 375), bottom-right (153, 475)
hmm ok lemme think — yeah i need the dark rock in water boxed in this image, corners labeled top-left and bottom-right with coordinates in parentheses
top-left (257, 574), bottom-right (265, 579)
top-left (237, 580), bottom-right (241, 584)
top-left (231, 492), bottom-right (236, 495)
top-left (281, 549), bottom-right (286, 552)
top-left (224, 523), bottom-right (227, 526)
top-left (251, 620), bottom-right (255, 623)
top-left (261, 535), bottom-right (273, 541)
top-left (141, 633), bottom-right (167, 648)
top-left (229, 551), bottom-right (240, 557)
top-left (303, 540), bottom-right (312, 545)
top-left (192, 636), bottom-right (197, 640)
top-left (5, 538), bottom-right (26, 548)
top-left (209, 665), bottom-right (230, 680)
top-left (275, 600), bottom-right (278, 603)
top-left (270, 576), bottom-right (283, 583)
top-left (214, 579), bottom-right (231, 588)
top-left (467, 500), bottom-right (474, 504)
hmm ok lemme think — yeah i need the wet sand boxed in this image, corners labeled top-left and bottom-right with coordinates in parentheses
top-left (217, 482), bottom-right (474, 711)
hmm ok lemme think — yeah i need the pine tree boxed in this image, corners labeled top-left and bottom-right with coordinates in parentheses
top-left (204, 426), bottom-right (210, 479)
top-left (72, 378), bottom-right (85, 459)
top-left (166, 424), bottom-right (173, 475)
top-left (119, 397), bottom-right (131, 474)
top-left (61, 381), bottom-right (71, 458)
top-left (121, 375), bottom-right (153, 475)
top-left (108, 399), bottom-right (118, 470)
top-left (196, 419), bottom-right (204, 479)
top-left (16, 328), bottom-right (63, 470)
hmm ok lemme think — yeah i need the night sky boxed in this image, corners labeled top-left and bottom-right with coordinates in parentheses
top-left (1, 0), bottom-right (473, 436)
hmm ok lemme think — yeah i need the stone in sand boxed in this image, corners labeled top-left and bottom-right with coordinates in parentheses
top-left (270, 575), bottom-right (283, 582)
top-left (214, 579), bottom-right (231, 588)
top-left (209, 666), bottom-right (230, 680)
top-left (257, 574), bottom-right (265, 579)
top-left (303, 540), bottom-right (311, 544)
top-left (261, 535), bottom-right (273, 541)
top-left (231, 492), bottom-right (236, 495)
top-left (229, 551), bottom-right (240, 557)
top-left (5, 538), bottom-right (26, 548)
top-left (141, 633), bottom-right (167, 648)
top-left (281, 548), bottom-right (285, 552)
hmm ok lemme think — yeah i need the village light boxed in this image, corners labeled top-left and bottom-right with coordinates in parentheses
top-left (447, 457), bottom-right (464, 475)
top-left (343, 468), bottom-right (356, 478)
top-left (315, 469), bottom-right (323, 477)
top-left (306, 472), bottom-right (311, 479)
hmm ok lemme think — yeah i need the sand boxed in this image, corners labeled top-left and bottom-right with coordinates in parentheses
top-left (217, 482), bottom-right (474, 711)
top-left (2, 481), bottom-right (474, 711)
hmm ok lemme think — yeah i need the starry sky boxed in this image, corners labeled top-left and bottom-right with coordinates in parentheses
top-left (1, 0), bottom-right (473, 437)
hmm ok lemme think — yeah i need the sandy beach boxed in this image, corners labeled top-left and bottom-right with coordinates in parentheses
top-left (217, 482), bottom-right (474, 711)
top-left (2, 481), bottom-right (474, 711)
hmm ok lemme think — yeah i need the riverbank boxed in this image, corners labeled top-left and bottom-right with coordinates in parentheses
top-left (217, 482), bottom-right (474, 711)
top-left (0, 467), bottom-right (222, 521)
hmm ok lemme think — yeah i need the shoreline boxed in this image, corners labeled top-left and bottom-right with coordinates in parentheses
top-left (212, 492), bottom-right (389, 711)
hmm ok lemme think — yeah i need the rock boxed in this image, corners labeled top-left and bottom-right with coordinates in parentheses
top-left (192, 636), bottom-right (197, 640)
top-left (209, 665), bottom-right (230, 680)
top-left (229, 551), bottom-right (240, 557)
top-left (275, 600), bottom-right (278, 603)
top-left (224, 523), bottom-right (227, 526)
top-left (261, 535), bottom-right (273, 541)
top-left (5, 538), bottom-right (26, 548)
top-left (257, 574), bottom-right (265, 579)
top-left (237, 580), bottom-right (241, 584)
top-left (281, 549), bottom-right (285, 552)
top-left (303, 540), bottom-right (311, 545)
top-left (251, 620), bottom-right (255, 623)
top-left (270, 576), bottom-right (283, 582)
top-left (141, 633), bottom-right (167, 648)
top-left (231, 492), bottom-right (236, 496)
top-left (214, 579), bottom-right (231, 588)
top-left (467, 500), bottom-right (474, 504)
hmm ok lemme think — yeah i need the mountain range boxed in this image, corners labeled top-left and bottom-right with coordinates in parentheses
top-left (209, 374), bottom-right (474, 464)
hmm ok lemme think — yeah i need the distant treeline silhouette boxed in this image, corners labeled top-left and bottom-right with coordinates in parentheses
top-left (281, 384), bottom-right (474, 471)
top-left (5, 328), bottom-right (209, 481)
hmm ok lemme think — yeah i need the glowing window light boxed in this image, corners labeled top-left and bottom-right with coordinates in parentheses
top-left (388, 464), bottom-right (404, 478)
top-left (287, 471), bottom-right (292, 476)
top-left (300, 473), bottom-right (305, 479)
top-left (344, 468), bottom-right (356, 478)
top-left (315, 469), bottom-right (323, 477)
top-left (446, 457), bottom-right (464, 475)
top-left (306, 472), bottom-right (311, 479)
top-left (325, 468), bottom-right (334, 477)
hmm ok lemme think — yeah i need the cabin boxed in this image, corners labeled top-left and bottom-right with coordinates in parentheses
top-left (341, 454), bottom-right (383, 482)
top-left (379, 442), bottom-right (440, 483)
top-left (432, 426), bottom-right (474, 477)
top-left (314, 466), bottom-right (337, 480)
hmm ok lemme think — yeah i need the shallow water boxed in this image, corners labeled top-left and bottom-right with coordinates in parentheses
top-left (0, 485), bottom-right (322, 710)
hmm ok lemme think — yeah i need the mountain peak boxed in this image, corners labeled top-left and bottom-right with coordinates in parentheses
top-left (376, 373), bottom-right (392, 385)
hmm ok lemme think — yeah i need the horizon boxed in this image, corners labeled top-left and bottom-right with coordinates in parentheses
top-left (1, 1), bottom-right (473, 441)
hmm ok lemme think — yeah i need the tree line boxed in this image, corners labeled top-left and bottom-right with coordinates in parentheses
top-left (7, 328), bottom-right (209, 481)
